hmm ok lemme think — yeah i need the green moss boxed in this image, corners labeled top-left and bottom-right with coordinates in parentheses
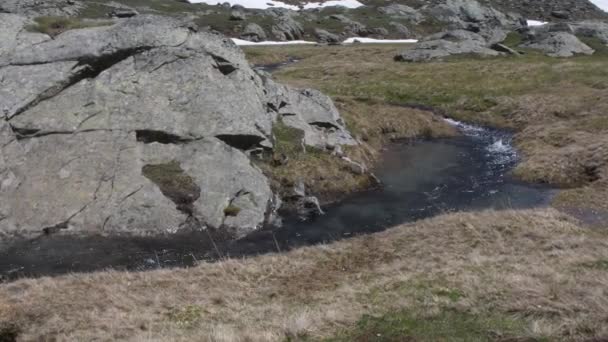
top-left (272, 120), bottom-right (306, 158)
top-left (502, 31), bottom-right (524, 48)
top-left (167, 305), bottom-right (202, 328)
top-left (26, 16), bottom-right (112, 37)
top-left (578, 36), bottom-right (608, 56)
top-left (328, 309), bottom-right (535, 342)
top-left (223, 204), bottom-right (242, 217)
top-left (581, 259), bottom-right (608, 270)
top-left (141, 161), bottom-right (200, 206)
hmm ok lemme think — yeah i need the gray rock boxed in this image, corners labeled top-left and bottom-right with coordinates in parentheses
top-left (378, 4), bottom-right (423, 23)
top-left (371, 27), bottom-right (389, 36)
top-left (341, 156), bottom-right (367, 175)
top-left (551, 10), bottom-right (570, 19)
top-left (395, 36), bottom-right (500, 62)
top-left (491, 43), bottom-right (521, 55)
top-left (424, 0), bottom-right (524, 42)
top-left (0, 0), bottom-right (83, 17)
top-left (329, 14), bottom-right (369, 36)
top-left (263, 78), bottom-right (357, 148)
top-left (314, 28), bottom-right (341, 44)
top-left (571, 20), bottom-right (608, 44)
top-left (271, 14), bottom-right (304, 41)
top-left (296, 196), bottom-right (324, 220)
top-left (520, 32), bottom-right (594, 57)
top-left (0, 14), bottom-right (357, 238)
top-left (389, 22), bottom-right (411, 37)
top-left (241, 22), bottom-right (267, 42)
top-left (230, 9), bottom-right (246, 21)
top-left (109, 8), bottom-right (138, 18)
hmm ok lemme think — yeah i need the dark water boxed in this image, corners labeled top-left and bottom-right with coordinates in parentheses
top-left (0, 120), bottom-right (555, 281)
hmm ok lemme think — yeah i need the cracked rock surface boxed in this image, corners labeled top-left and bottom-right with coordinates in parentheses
top-left (0, 14), bottom-right (356, 238)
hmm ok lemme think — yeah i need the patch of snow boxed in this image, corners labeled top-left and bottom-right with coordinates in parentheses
top-left (189, 0), bottom-right (363, 10)
top-left (232, 38), bottom-right (418, 45)
top-left (526, 20), bottom-right (548, 27)
top-left (232, 38), bottom-right (316, 45)
top-left (342, 37), bottom-right (419, 44)
top-left (302, 0), bottom-right (363, 9)
top-left (589, 0), bottom-right (608, 12)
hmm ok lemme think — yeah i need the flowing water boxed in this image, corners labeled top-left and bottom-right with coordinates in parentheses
top-left (0, 119), bottom-right (555, 281)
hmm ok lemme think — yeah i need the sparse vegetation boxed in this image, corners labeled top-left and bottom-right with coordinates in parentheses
top-left (1, 209), bottom-right (607, 340)
top-left (167, 305), bottom-right (203, 328)
top-left (224, 204), bottom-right (242, 217)
top-left (245, 44), bottom-right (608, 211)
top-left (26, 16), bottom-right (112, 37)
top-left (329, 309), bottom-right (532, 341)
top-left (142, 161), bottom-right (201, 207)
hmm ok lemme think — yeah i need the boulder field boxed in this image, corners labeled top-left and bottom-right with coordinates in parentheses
top-left (0, 14), bottom-right (356, 239)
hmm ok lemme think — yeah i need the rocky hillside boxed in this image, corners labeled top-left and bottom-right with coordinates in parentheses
top-left (2, 0), bottom-right (606, 44)
top-left (0, 13), bottom-right (359, 239)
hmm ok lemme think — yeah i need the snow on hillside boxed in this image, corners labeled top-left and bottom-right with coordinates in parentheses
top-left (231, 38), bottom-right (419, 45)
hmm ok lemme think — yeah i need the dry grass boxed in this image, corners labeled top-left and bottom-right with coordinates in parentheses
top-left (1, 209), bottom-right (607, 340)
top-left (245, 44), bottom-right (608, 211)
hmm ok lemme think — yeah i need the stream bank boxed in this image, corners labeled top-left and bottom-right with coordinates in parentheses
top-left (0, 119), bottom-right (555, 281)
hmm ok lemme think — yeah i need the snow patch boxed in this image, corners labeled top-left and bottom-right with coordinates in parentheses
top-left (232, 38), bottom-right (419, 45)
top-left (232, 38), bottom-right (316, 45)
top-left (302, 0), bottom-right (363, 9)
top-left (342, 37), bottom-right (419, 44)
top-left (526, 20), bottom-right (548, 27)
top-left (189, 0), bottom-right (363, 10)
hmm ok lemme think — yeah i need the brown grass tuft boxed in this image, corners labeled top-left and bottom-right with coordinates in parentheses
top-left (1, 209), bottom-right (607, 340)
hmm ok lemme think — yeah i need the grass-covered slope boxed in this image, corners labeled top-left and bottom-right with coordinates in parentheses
top-left (246, 44), bottom-right (608, 213)
top-left (1, 209), bottom-right (607, 340)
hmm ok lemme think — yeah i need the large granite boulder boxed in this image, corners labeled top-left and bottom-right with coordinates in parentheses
top-left (241, 23), bottom-right (267, 42)
top-left (314, 28), bottom-right (341, 44)
top-left (423, 0), bottom-right (525, 43)
top-left (0, 14), bottom-right (356, 238)
top-left (395, 30), bottom-right (501, 62)
top-left (520, 32), bottom-right (595, 57)
top-left (271, 12), bottom-right (304, 41)
top-left (377, 4), bottom-right (424, 23)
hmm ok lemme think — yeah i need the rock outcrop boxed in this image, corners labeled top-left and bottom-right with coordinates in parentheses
top-left (0, 0), bottom-right (83, 17)
top-left (0, 14), bottom-right (356, 239)
top-left (241, 23), bottom-right (267, 42)
top-left (395, 29), bottom-right (501, 62)
top-left (521, 32), bottom-right (595, 57)
top-left (314, 28), bottom-right (341, 44)
top-left (270, 10), bottom-right (305, 41)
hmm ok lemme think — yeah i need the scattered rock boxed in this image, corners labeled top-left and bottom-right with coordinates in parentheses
top-left (241, 22), bottom-right (267, 42)
top-left (109, 8), bottom-right (138, 18)
top-left (230, 9), bottom-right (246, 21)
top-left (378, 4), bottom-right (423, 23)
top-left (520, 32), bottom-right (595, 57)
top-left (551, 10), bottom-right (570, 19)
top-left (314, 28), bottom-right (341, 44)
top-left (397, 29), bottom-right (501, 62)
top-left (491, 43), bottom-right (520, 55)
top-left (371, 27), bottom-right (389, 36)
top-left (389, 22), bottom-right (411, 37)
top-left (271, 13), bottom-right (304, 41)
top-left (0, 0), bottom-right (83, 17)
